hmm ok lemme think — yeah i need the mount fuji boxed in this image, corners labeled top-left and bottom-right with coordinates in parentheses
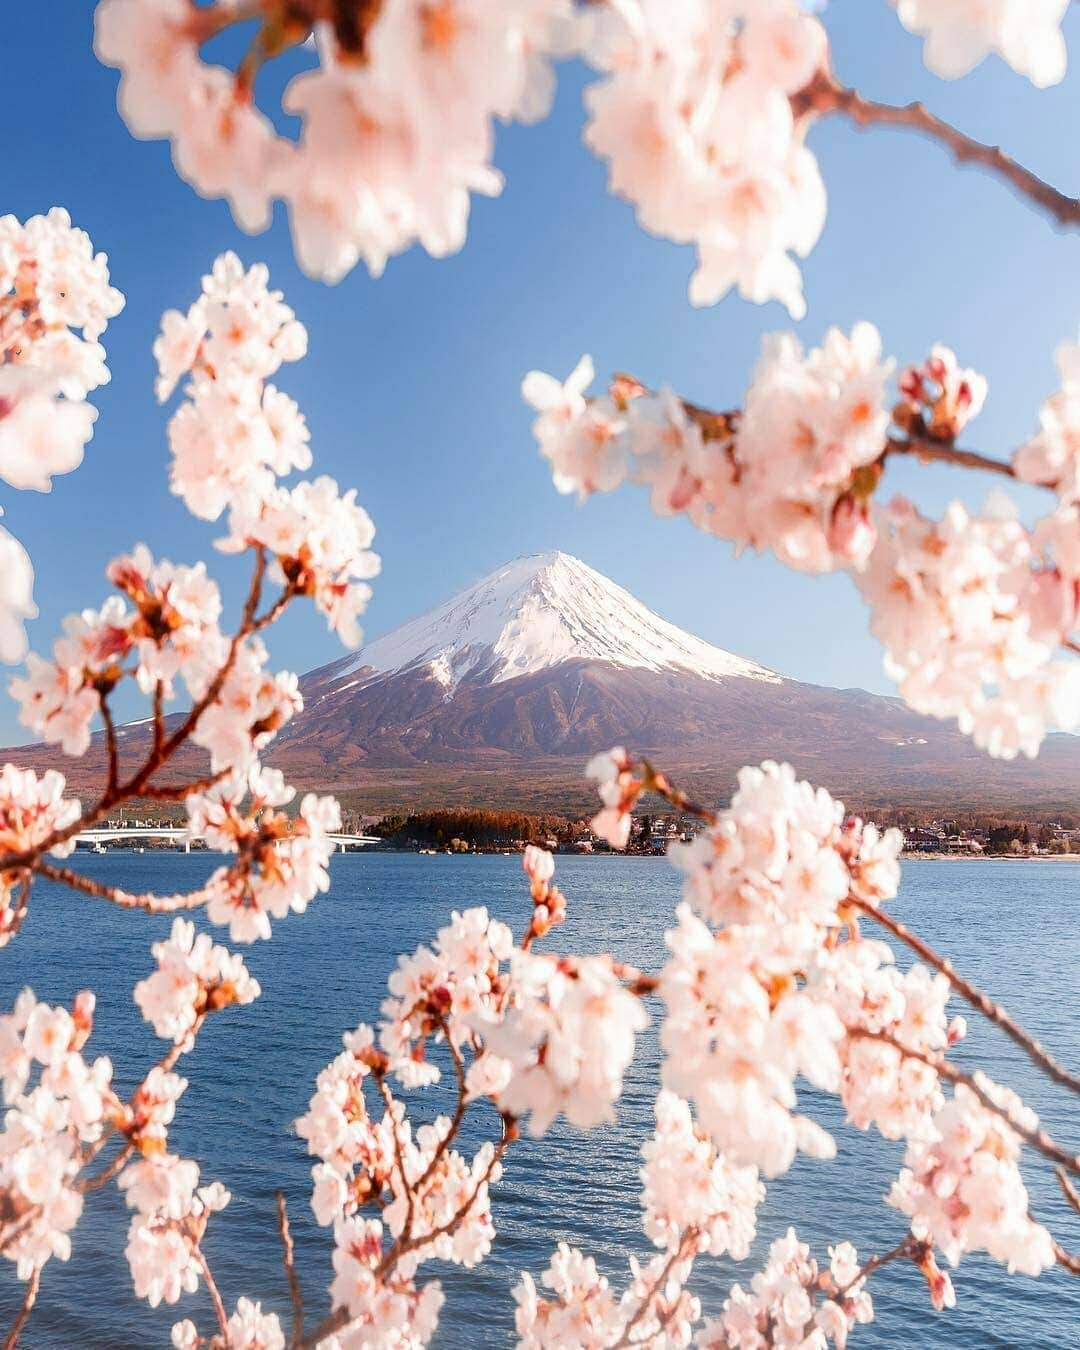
top-left (10, 552), bottom-right (1078, 816)
top-left (264, 552), bottom-right (1078, 816)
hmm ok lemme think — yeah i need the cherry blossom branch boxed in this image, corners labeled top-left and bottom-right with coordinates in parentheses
top-left (885, 434), bottom-right (1016, 481)
top-left (100, 698), bottom-right (120, 795)
top-left (410, 1013), bottom-right (469, 1195)
top-left (851, 898), bottom-right (1080, 1095)
top-left (835, 1237), bottom-right (922, 1299)
top-left (2, 1267), bottom-right (40, 1350)
top-left (798, 70), bottom-right (1080, 231)
top-left (299, 1117), bottom-right (516, 1348)
top-left (376, 1074), bottom-right (414, 1238)
top-left (848, 1027), bottom-right (1080, 1175)
top-left (0, 545), bottom-right (277, 882)
top-left (35, 861), bottom-right (217, 913)
top-left (611, 1227), bottom-right (698, 1347)
top-left (276, 1192), bottom-right (305, 1350)
top-left (195, 1243), bottom-right (230, 1342)
top-left (1054, 1242), bottom-right (1080, 1276)
top-left (75, 1142), bottom-right (135, 1194)
top-left (1058, 1167), bottom-right (1080, 1218)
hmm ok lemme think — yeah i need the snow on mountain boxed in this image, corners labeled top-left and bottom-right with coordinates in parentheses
top-left (330, 552), bottom-right (782, 693)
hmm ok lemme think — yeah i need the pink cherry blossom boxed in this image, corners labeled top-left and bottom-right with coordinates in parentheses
top-left (889, 0), bottom-right (1068, 87)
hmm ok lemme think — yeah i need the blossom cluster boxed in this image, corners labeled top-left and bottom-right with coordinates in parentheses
top-left (0, 991), bottom-right (113, 1278)
top-left (122, 1155), bottom-right (230, 1309)
top-left (158, 252), bottom-right (380, 647)
top-left (516, 1092), bottom-right (761, 1348)
top-left (858, 494), bottom-right (1080, 759)
top-left (697, 1228), bottom-right (874, 1349)
top-left (186, 767), bottom-right (340, 942)
top-left (526, 328), bottom-right (1080, 757)
top-left (94, 0), bottom-right (575, 285)
top-left (0, 765), bottom-right (80, 944)
top-left (485, 949), bottom-right (649, 1136)
top-left (0, 208), bottom-right (124, 663)
top-left (889, 1080), bottom-right (1056, 1277)
top-left (582, 0), bottom-right (827, 317)
top-left (889, 0), bottom-right (1069, 86)
top-left (297, 1023), bottom-right (499, 1344)
top-left (524, 325), bottom-right (894, 575)
top-left (134, 917), bottom-right (261, 1047)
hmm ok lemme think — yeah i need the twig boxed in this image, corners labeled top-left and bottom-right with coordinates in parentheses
top-left (1054, 1241), bottom-right (1080, 1276)
top-left (76, 1142), bottom-right (135, 1194)
top-left (101, 698), bottom-right (120, 795)
top-left (35, 861), bottom-right (215, 913)
top-left (798, 70), bottom-right (1080, 230)
top-left (276, 1192), bottom-right (304, 1349)
top-left (836, 1237), bottom-right (920, 1299)
top-left (3, 1268), bottom-right (41, 1350)
top-left (410, 1013), bottom-right (468, 1195)
top-left (848, 1027), bottom-right (1080, 1175)
top-left (1057, 1167), bottom-right (1080, 1218)
top-left (195, 1244), bottom-right (229, 1341)
top-left (611, 1228), bottom-right (698, 1347)
top-left (886, 434), bottom-right (1016, 480)
top-left (376, 1074), bottom-right (414, 1239)
top-left (852, 898), bottom-right (1080, 1095)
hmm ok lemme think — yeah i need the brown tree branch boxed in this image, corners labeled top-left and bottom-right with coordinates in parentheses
top-left (852, 898), bottom-right (1080, 1095)
top-left (35, 861), bottom-right (216, 913)
top-left (799, 70), bottom-right (1080, 230)
top-left (887, 434), bottom-right (1016, 480)
top-left (1057, 1166), bottom-right (1080, 1218)
top-left (100, 698), bottom-right (120, 795)
top-left (3, 1268), bottom-right (40, 1350)
top-left (195, 1244), bottom-right (229, 1342)
top-left (849, 1027), bottom-right (1080, 1175)
top-left (276, 1192), bottom-right (305, 1349)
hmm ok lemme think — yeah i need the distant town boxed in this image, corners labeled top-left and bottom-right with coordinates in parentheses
top-left (78, 806), bottom-right (1080, 859)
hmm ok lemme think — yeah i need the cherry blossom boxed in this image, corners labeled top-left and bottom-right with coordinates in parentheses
top-left (580, 0), bottom-right (828, 316)
top-left (642, 1091), bottom-right (763, 1261)
top-left (122, 1156), bottom-right (230, 1307)
top-left (1015, 339), bottom-right (1080, 499)
top-left (514, 1238), bottom-right (702, 1349)
top-left (0, 525), bottom-right (36, 665)
top-left (0, 992), bottom-right (116, 1280)
top-left (96, 1), bottom-right (576, 285)
top-left (485, 950), bottom-right (648, 1136)
top-left (697, 1227), bottom-right (874, 1349)
top-left (154, 252), bottom-right (310, 519)
top-left (857, 493), bottom-right (1080, 758)
top-left (222, 475), bottom-right (381, 648)
top-left (525, 324), bottom-right (895, 572)
top-left (889, 1), bottom-right (1068, 87)
top-left (329, 1216), bottom-right (444, 1346)
top-left (379, 905), bottom-right (514, 1086)
top-left (134, 917), bottom-right (261, 1046)
top-left (584, 745), bottom-right (639, 848)
top-left (889, 1081), bottom-right (1057, 1276)
top-left (185, 769), bottom-right (340, 942)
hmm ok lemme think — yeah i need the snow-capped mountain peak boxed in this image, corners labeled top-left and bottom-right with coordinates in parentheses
top-left (326, 552), bottom-right (782, 693)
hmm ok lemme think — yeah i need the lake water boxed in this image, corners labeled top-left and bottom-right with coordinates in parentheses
top-left (1, 854), bottom-right (1078, 1349)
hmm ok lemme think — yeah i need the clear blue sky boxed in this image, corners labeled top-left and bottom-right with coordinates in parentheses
top-left (2, 3), bottom-right (1080, 743)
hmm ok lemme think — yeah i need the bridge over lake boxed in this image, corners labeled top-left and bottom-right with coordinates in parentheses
top-left (74, 827), bottom-right (381, 853)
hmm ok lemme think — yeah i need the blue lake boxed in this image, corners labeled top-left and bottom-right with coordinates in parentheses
top-left (1, 854), bottom-right (1078, 1348)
